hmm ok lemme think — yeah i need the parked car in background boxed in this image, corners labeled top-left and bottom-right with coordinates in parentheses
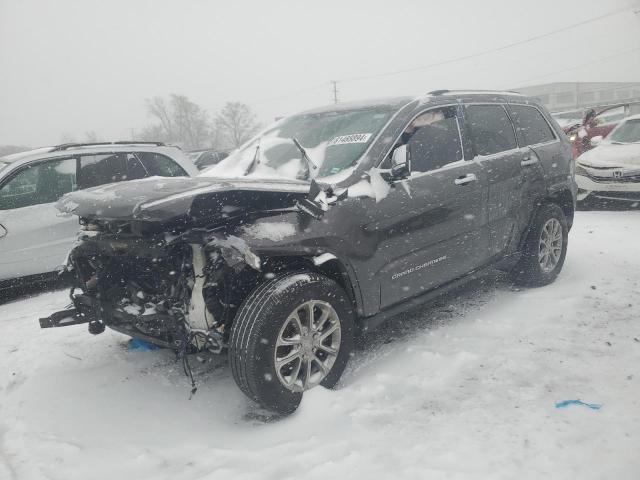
top-left (41, 91), bottom-right (576, 414)
top-left (187, 149), bottom-right (228, 170)
top-left (0, 142), bottom-right (198, 288)
top-left (564, 105), bottom-right (628, 158)
top-left (575, 114), bottom-right (640, 205)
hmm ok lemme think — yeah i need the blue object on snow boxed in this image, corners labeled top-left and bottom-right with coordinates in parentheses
top-left (555, 399), bottom-right (602, 410)
top-left (128, 337), bottom-right (158, 351)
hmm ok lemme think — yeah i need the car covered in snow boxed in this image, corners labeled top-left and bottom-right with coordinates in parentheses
top-left (0, 142), bottom-right (198, 288)
top-left (40, 91), bottom-right (576, 414)
top-left (575, 114), bottom-right (640, 204)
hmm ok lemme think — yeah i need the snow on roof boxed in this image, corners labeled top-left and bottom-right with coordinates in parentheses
top-left (0, 147), bottom-right (55, 163)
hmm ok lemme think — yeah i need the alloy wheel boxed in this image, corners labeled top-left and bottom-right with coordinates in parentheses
top-left (274, 300), bottom-right (341, 392)
top-left (538, 218), bottom-right (563, 274)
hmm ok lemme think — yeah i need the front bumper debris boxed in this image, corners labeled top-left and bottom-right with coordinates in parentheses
top-left (39, 293), bottom-right (98, 329)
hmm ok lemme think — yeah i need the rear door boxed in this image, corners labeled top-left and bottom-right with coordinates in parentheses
top-left (363, 105), bottom-right (488, 309)
top-left (462, 104), bottom-right (522, 257)
top-left (507, 104), bottom-right (560, 234)
top-left (0, 157), bottom-right (78, 280)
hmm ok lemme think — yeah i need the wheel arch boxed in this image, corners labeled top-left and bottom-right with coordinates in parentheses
top-left (260, 253), bottom-right (363, 316)
top-left (518, 188), bottom-right (574, 253)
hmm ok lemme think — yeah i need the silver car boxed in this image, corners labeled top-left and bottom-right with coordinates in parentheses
top-left (0, 142), bottom-right (198, 286)
top-left (575, 114), bottom-right (640, 204)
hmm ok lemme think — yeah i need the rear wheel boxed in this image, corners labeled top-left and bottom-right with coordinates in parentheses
top-left (229, 272), bottom-right (354, 415)
top-left (511, 204), bottom-right (568, 287)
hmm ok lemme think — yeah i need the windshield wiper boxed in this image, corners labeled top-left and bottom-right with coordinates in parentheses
top-left (292, 137), bottom-right (318, 172)
top-left (244, 138), bottom-right (261, 175)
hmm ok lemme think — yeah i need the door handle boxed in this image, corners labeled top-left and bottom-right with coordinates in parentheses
top-left (454, 173), bottom-right (477, 186)
top-left (520, 157), bottom-right (539, 167)
top-left (520, 152), bottom-right (539, 167)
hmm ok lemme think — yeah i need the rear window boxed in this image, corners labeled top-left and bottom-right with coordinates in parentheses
top-left (509, 105), bottom-right (556, 146)
top-left (137, 152), bottom-right (187, 177)
top-left (464, 105), bottom-right (517, 156)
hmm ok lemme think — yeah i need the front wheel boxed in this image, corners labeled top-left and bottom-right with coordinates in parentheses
top-left (511, 203), bottom-right (568, 287)
top-left (229, 273), bottom-right (354, 415)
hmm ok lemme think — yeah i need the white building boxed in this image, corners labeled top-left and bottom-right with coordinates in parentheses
top-left (514, 82), bottom-right (640, 113)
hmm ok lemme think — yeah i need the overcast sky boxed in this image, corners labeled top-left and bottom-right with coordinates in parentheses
top-left (1, 0), bottom-right (639, 146)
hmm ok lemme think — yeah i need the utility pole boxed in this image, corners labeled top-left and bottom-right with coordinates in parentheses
top-left (331, 80), bottom-right (339, 104)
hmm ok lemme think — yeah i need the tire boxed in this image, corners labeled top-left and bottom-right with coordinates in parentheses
top-left (511, 203), bottom-right (568, 287)
top-left (229, 272), bottom-right (354, 415)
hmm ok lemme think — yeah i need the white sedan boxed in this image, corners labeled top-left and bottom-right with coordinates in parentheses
top-left (0, 142), bottom-right (198, 288)
top-left (575, 114), bottom-right (640, 204)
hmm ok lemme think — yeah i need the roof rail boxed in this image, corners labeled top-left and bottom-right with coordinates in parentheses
top-left (51, 141), bottom-right (166, 151)
top-left (426, 89), bottom-right (524, 97)
top-left (427, 89), bottom-right (450, 96)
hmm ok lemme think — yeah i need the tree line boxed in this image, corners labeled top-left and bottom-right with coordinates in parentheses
top-left (140, 95), bottom-right (261, 151)
top-left (0, 95), bottom-right (262, 156)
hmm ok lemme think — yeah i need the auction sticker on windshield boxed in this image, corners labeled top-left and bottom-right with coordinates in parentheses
top-left (328, 133), bottom-right (372, 146)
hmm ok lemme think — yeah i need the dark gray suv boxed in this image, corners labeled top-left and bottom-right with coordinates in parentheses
top-left (41, 90), bottom-right (577, 414)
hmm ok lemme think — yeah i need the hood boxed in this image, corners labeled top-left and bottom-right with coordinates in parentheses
top-left (57, 175), bottom-right (310, 223)
top-left (577, 143), bottom-right (640, 169)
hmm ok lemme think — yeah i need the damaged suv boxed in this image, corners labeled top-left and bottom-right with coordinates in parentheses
top-left (41, 91), bottom-right (576, 414)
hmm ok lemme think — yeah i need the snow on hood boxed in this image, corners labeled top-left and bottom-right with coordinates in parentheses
top-left (577, 143), bottom-right (640, 169)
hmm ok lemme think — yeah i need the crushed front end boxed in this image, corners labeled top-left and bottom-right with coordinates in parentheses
top-left (39, 217), bottom-right (262, 357)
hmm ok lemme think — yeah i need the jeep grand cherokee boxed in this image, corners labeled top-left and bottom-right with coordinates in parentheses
top-left (40, 90), bottom-right (577, 414)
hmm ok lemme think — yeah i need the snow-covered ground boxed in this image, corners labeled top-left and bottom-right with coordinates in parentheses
top-left (1, 211), bottom-right (639, 480)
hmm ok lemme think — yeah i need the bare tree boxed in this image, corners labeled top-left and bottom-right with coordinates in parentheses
top-left (141, 94), bottom-right (212, 150)
top-left (215, 102), bottom-right (260, 149)
top-left (85, 130), bottom-right (100, 143)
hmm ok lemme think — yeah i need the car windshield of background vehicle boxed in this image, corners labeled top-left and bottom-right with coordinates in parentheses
top-left (608, 119), bottom-right (640, 143)
top-left (201, 107), bottom-right (395, 181)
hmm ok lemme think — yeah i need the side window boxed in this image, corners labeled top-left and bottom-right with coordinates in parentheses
top-left (464, 105), bottom-right (517, 156)
top-left (399, 106), bottom-right (463, 173)
top-left (78, 153), bottom-right (128, 189)
top-left (0, 158), bottom-right (77, 210)
top-left (137, 152), bottom-right (188, 177)
top-left (126, 153), bottom-right (149, 181)
top-left (509, 105), bottom-right (556, 146)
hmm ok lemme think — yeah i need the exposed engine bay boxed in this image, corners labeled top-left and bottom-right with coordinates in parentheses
top-left (50, 222), bottom-right (269, 354)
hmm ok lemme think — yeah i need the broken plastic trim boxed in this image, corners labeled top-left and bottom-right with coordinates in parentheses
top-left (296, 180), bottom-right (348, 219)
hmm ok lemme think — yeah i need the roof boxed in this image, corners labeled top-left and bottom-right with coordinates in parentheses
top-left (296, 90), bottom-right (533, 117)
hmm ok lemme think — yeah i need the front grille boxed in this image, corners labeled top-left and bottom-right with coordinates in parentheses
top-left (587, 173), bottom-right (640, 183)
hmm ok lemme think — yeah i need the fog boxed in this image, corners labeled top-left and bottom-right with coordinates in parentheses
top-left (1, 0), bottom-right (638, 146)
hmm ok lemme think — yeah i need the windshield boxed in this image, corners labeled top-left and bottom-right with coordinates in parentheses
top-left (608, 118), bottom-right (640, 143)
top-left (201, 107), bottom-right (395, 181)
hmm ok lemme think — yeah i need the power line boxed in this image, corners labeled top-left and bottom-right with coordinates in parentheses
top-left (246, 4), bottom-right (637, 107)
top-left (337, 4), bottom-right (636, 84)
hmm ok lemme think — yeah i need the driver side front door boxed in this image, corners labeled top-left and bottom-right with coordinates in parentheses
top-left (361, 106), bottom-right (489, 310)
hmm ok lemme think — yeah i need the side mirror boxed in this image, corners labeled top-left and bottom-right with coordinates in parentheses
top-left (590, 135), bottom-right (603, 147)
top-left (391, 145), bottom-right (411, 179)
